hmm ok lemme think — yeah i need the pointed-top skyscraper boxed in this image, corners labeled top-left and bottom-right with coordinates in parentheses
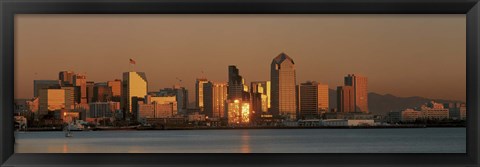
top-left (271, 52), bottom-right (297, 120)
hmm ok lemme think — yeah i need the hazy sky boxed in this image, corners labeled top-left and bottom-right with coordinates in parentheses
top-left (15, 14), bottom-right (466, 102)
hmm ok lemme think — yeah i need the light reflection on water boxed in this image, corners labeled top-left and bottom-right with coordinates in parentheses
top-left (15, 128), bottom-right (466, 153)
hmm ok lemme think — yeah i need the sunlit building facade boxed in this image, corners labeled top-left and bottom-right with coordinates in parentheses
top-left (271, 52), bottom-right (297, 120)
top-left (297, 81), bottom-right (329, 119)
top-left (337, 86), bottom-right (355, 113)
top-left (251, 81), bottom-right (271, 110)
top-left (73, 74), bottom-right (88, 104)
top-left (203, 82), bottom-right (228, 119)
top-left (195, 78), bottom-right (208, 112)
top-left (38, 89), bottom-right (66, 115)
top-left (344, 74), bottom-right (368, 113)
top-left (145, 95), bottom-right (178, 114)
top-left (227, 99), bottom-right (250, 125)
top-left (122, 72), bottom-right (148, 116)
top-left (108, 79), bottom-right (122, 99)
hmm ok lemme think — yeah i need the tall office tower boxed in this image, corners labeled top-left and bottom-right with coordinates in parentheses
top-left (251, 81), bottom-right (271, 114)
top-left (175, 87), bottom-right (188, 115)
top-left (86, 81), bottom-right (95, 103)
top-left (203, 81), bottom-right (228, 118)
top-left (122, 72), bottom-right (148, 116)
top-left (107, 79), bottom-right (122, 97)
top-left (59, 71), bottom-right (75, 86)
top-left (73, 74), bottom-right (87, 104)
top-left (33, 80), bottom-right (61, 97)
top-left (271, 52), bottom-right (297, 120)
top-left (337, 86), bottom-right (355, 113)
top-left (93, 82), bottom-right (112, 102)
top-left (228, 65), bottom-right (245, 100)
top-left (297, 81), bottom-right (329, 119)
top-left (60, 86), bottom-right (76, 110)
top-left (344, 74), bottom-right (369, 113)
top-left (195, 78), bottom-right (208, 112)
top-left (38, 89), bottom-right (66, 115)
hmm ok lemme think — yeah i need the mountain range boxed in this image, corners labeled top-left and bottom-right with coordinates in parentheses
top-left (328, 89), bottom-right (463, 116)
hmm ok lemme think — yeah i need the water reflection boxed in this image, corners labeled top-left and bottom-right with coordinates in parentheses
top-left (240, 130), bottom-right (251, 153)
top-left (62, 143), bottom-right (68, 153)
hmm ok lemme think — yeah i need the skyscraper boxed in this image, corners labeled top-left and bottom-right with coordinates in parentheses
top-left (59, 71), bottom-right (75, 86)
top-left (271, 52), bottom-right (297, 120)
top-left (60, 86), bottom-right (75, 110)
top-left (344, 74), bottom-right (368, 113)
top-left (251, 81), bottom-right (271, 114)
top-left (297, 81), bottom-right (329, 119)
top-left (73, 74), bottom-right (87, 104)
top-left (86, 81), bottom-right (95, 103)
top-left (195, 78), bottom-right (208, 112)
top-left (175, 87), bottom-right (188, 115)
top-left (203, 81), bottom-right (227, 119)
top-left (228, 65), bottom-right (245, 100)
top-left (122, 72), bottom-right (148, 117)
top-left (337, 86), bottom-right (355, 113)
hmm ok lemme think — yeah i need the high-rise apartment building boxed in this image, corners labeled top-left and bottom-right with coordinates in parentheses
top-left (271, 52), bottom-right (297, 120)
top-left (203, 82), bottom-right (228, 119)
top-left (297, 81), bottom-right (329, 119)
top-left (195, 78), bottom-right (208, 112)
top-left (73, 74), bottom-right (87, 104)
top-left (344, 74), bottom-right (368, 113)
top-left (337, 86), bottom-right (355, 113)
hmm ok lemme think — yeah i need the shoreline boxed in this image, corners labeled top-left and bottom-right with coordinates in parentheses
top-left (20, 125), bottom-right (466, 132)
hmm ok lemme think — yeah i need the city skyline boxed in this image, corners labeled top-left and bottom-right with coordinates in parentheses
top-left (15, 14), bottom-right (466, 102)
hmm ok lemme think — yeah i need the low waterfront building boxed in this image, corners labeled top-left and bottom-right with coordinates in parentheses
top-left (321, 119), bottom-right (374, 126)
top-left (323, 112), bottom-right (374, 120)
top-left (421, 101), bottom-right (449, 120)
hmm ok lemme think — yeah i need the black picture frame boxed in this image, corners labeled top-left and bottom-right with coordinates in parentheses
top-left (1, 0), bottom-right (479, 166)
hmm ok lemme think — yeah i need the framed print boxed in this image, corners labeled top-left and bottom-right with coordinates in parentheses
top-left (1, 0), bottom-right (479, 166)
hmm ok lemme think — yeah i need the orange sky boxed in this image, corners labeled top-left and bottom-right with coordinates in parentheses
top-left (14, 14), bottom-right (466, 102)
